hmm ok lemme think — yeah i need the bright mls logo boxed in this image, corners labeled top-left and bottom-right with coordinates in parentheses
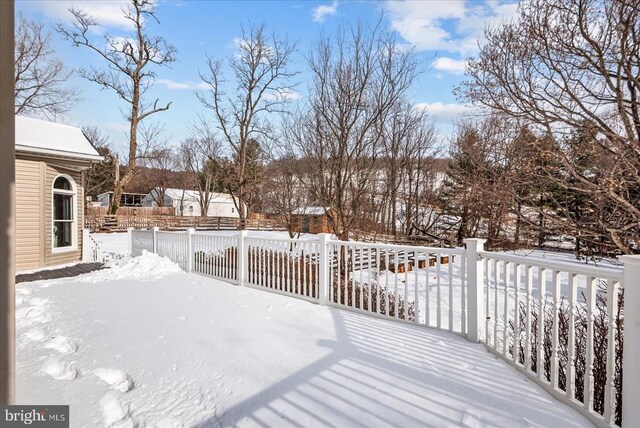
top-left (0, 406), bottom-right (68, 427)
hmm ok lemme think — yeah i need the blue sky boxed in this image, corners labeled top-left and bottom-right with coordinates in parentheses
top-left (16, 0), bottom-right (519, 154)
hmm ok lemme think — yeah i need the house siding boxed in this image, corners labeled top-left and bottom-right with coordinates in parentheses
top-left (15, 158), bottom-right (43, 271)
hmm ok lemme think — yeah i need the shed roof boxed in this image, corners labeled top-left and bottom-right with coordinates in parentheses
top-left (15, 116), bottom-right (103, 162)
top-left (160, 188), bottom-right (236, 203)
top-left (292, 206), bottom-right (327, 215)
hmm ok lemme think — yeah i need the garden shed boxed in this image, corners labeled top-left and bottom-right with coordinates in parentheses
top-left (291, 206), bottom-right (333, 234)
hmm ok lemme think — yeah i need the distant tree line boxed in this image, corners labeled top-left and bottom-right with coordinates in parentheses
top-left (17, 0), bottom-right (639, 255)
top-left (448, 0), bottom-right (640, 255)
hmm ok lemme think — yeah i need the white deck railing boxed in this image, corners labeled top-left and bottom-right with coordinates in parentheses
top-left (128, 229), bottom-right (639, 428)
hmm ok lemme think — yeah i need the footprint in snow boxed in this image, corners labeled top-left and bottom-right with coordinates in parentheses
top-left (25, 326), bottom-right (50, 342)
top-left (29, 297), bottom-right (50, 307)
top-left (16, 305), bottom-right (53, 326)
top-left (100, 393), bottom-right (137, 428)
top-left (41, 358), bottom-right (78, 380)
top-left (44, 336), bottom-right (78, 354)
top-left (15, 287), bottom-right (32, 297)
top-left (94, 368), bottom-right (135, 392)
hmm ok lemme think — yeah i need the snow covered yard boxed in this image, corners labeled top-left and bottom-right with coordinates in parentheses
top-left (16, 251), bottom-right (593, 427)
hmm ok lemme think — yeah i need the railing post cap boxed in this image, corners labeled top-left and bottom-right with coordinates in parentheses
top-left (152, 226), bottom-right (160, 231)
top-left (187, 227), bottom-right (195, 233)
top-left (239, 230), bottom-right (249, 236)
top-left (463, 238), bottom-right (487, 245)
top-left (618, 254), bottom-right (640, 266)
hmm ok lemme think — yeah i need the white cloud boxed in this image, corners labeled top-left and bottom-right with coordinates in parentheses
top-left (30, 0), bottom-right (133, 29)
top-left (416, 102), bottom-right (473, 123)
top-left (313, 1), bottom-right (338, 23)
top-left (384, 0), bottom-right (519, 54)
top-left (156, 79), bottom-right (209, 91)
top-left (432, 57), bottom-right (467, 75)
top-left (103, 122), bottom-right (129, 133)
top-left (264, 89), bottom-right (301, 102)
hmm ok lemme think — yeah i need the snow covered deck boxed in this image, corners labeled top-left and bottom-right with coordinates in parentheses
top-left (16, 253), bottom-right (592, 427)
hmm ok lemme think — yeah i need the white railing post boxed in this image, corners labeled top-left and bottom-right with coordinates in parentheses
top-left (152, 226), bottom-right (160, 254)
top-left (238, 230), bottom-right (248, 286)
top-left (318, 233), bottom-right (331, 305)
top-left (464, 238), bottom-right (486, 343)
top-left (620, 255), bottom-right (640, 428)
top-left (96, 242), bottom-right (103, 263)
top-left (187, 228), bottom-right (195, 273)
top-left (82, 229), bottom-right (91, 262)
top-left (127, 227), bottom-right (133, 256)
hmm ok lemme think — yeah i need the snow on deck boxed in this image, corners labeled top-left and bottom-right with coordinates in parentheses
top-left (17, 252), bottom-right (592, 427)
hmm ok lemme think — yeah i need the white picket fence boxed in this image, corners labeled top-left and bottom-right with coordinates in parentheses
top-left (128, 228), bottom-right (640, 428)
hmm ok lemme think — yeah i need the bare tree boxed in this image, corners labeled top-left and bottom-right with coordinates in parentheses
top-left (263, 149), bottom-right (310, 238)
top-left (289, 23), bottom-right (420, 240)
top-left (378, 103), bottom-right (437, 236)
top-left (137, 124), bottom-right (178, 207)
top-left (459, 0), bottom-right (640, 253)
top-left (82, 126), bottom-right (117, 197)
top-left (180, 121), bottom-right (223, 217)
top-left (439, 116), bottom-right (525, 247)
top-left (58, 0), bottom-right (176, 214)
top-left (15, 14), bottom-right (78, 118)
top-left (197, 23), bottom-right (297, 226)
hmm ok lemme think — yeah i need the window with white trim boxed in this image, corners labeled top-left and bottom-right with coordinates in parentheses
top-left (53, 176), bottom-right (75, 249)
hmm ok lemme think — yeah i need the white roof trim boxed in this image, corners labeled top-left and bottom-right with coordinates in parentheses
top-left (15, 144), bottom-right (104, 162)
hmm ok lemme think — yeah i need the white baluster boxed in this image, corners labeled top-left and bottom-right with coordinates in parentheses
top-left (536, 267), bottom-right (546, 380)
top-left (513, 263), bottom-right (521, 365)
top-left (550, 270), bottom-right (561, 388)
top-left (603, 278), bottom-right (619, 425)
top-left (584, 275), bottom-right (596, 410)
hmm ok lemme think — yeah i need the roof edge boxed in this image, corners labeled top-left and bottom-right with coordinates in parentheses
top-left (16, 144), bottom-right (104, 162)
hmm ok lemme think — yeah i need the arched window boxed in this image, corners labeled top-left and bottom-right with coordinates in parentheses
top-left (53, 175), bottom-right (76, 250)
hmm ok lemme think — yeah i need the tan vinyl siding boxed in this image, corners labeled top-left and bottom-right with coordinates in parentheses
top-left (44, 163), bottom-right (83, 267)
top-left (15, 158), bottom-right (43, 271)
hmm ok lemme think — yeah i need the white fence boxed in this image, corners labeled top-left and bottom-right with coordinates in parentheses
top-left (129, 229), bottom-right (639, 428)
top-left (82, 229), bottom-right (104, 262)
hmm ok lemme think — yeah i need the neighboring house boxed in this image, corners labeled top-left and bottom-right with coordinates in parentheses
top-left (15, 116), bottom-right (103, 272)
top-left (97, 191), bottom-right (146, 207)
top-left (143, 188), bottom-right (241, 218)
top-left (291, 206), bottom-right (333, 234)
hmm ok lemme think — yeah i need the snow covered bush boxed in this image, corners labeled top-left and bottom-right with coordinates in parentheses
top-left (194, 248), bottom-right (239, 280)
top-left (511, 289), bottom-right (624, 426)
top-left (247, 249), bottom-right (319, 297)
top-left (331, 279), bottom-right (416, 321)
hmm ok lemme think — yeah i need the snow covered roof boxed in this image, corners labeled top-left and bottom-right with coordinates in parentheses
top-left (292, 206), bottom-right (327, 215)
top-left (15, 116), bottom-right (103, 162)
top-left (159, 188), bottom-right (236, 203)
